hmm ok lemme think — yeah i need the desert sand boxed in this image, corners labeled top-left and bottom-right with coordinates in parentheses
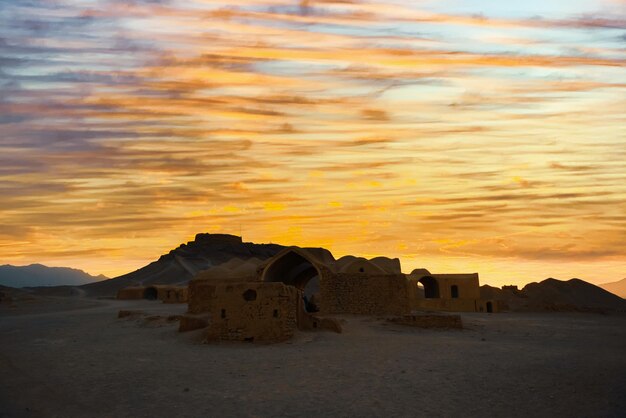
top-left (1, 296), bottom-right (625, 418)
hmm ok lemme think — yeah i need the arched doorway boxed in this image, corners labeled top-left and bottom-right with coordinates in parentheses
top-left (486, 301), bottom-right (493, 313)
top-left (262, 249), bottom-right (322, 312)
top-left (143, 287), bottom-right (158, 300)
top-left (451, 285), bottom-right (459, 298)
top-left (419, 276), bottom-right (440, 299)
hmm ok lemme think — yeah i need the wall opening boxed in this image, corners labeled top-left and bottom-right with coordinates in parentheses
top-left (263, 249), bottom-right (321, 312)
top-left (221, 309), bottom-right (226, 319)
top-left (486, 301), bottom-right (493, 313)
top-left (419, 276), bottom-right (440, 299)
top-left (143, 287), bottom-right (158, 300)
top-left (263, 250), bottom-right (321, 289)
top-left (243, 289), bottom-right (257, 301)
top-left (416, 282), bottom-right (425, 298)
top-left (451, 285), bottom-right (459, 299)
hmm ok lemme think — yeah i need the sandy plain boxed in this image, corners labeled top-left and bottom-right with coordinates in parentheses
top-left (1, 296), bottom-right (625, 418)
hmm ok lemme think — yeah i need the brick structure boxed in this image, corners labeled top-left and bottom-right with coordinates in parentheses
top-left (116, 285), bottom-right (187, 303)
top-left (161, 286), bottom-right (188, 303)
top-left (177, 246), bottom-right (502, 343)
top-left (320, 273), bottom-right (411, 316)
top-left (257, 247), bottom-right (496, 316)
top-left (407, 271), bottom-right (497, 313)
top-left (187, 281), bottom-right (300, 342)
top-left (116, 287), bottom-right (146, 300)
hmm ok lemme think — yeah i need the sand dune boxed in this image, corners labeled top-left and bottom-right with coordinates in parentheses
top-left (600, 278), bottom-right (626, 299)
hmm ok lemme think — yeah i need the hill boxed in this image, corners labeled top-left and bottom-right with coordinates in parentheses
top-left (81, 233), bottom-right (284, 297)
top-left (599, 278), bottom-right (626, 299)
top-left (0, 264), bottom-right (106, 288)
top-left (481, 278), bottom-right (626, 313)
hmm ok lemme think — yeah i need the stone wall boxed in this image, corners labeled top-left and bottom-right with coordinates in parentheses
top-left (320, 273), bottom-right (411, 316)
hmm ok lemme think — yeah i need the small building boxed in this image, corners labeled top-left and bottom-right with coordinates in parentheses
top-left (186, 279), bottom-right (340, 342)
top-left (116, 285), bottom-right (188, 303)
top-left (408, 270), bottom-right (499, 313)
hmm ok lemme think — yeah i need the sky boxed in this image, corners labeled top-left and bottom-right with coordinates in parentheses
top-left (1, 0), bottom-right (625, 287)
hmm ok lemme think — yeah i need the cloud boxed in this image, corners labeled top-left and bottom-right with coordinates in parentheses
top-left (0, 0), bottom-right (624, 282)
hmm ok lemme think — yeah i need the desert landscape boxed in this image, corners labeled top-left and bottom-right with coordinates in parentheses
top-left (1, 234), bottom-right (625, 417)
top-left (1, 295), bottom-right (625, 417)
top-left (2, 0), bottom-right (626, 416)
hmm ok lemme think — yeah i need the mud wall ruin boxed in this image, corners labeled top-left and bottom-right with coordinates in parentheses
top-left (407, 273), bottom-right (496, 313)
top-left (116, 287), bottom-right (146, 300)
top-left (188, 281), bottom-right (300, 342)
top-left (161, 286), bottom-right (188, 303)
top-left (116, 285), bottom-right (188, 303)
top-left (319, 273), bottom-right (411, 316)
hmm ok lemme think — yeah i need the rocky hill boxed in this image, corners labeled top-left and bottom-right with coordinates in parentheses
top-left (0, 264), bottom-right (106, 288)
top-left (81, 234), bottom-right (284, 296)
top-left (481, 278), bottom-right (626, 313)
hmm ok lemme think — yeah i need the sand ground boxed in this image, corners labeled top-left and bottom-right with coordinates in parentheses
top-left (1, 297), bottom-right (625, 418)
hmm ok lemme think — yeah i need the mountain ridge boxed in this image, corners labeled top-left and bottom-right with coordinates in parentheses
top-left (0, 264), bottom-right (107, 288)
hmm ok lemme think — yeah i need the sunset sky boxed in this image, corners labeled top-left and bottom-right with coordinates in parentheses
top-left (1, 0), bottom-right (625, 287)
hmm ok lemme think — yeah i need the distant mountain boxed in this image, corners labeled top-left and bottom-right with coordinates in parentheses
top-left (481, 278), bottom-right (626, 312)
top-left (81, 233), bottom-right (285, 297)
top-left (0, 264), bottom-right (107, 288)
top-left (599, 278), bottom-right (626, 299)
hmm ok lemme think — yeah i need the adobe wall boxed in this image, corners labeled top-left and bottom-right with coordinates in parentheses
top-left (475, 299), bottom-right (502, 313)
top-left (432, 274), bottom-right (481, 299)
top-left (319, 273), bottom-right (411, 316)
top-left (188, 278), bottom-right (259, 314)
top-left (188, 279), bottom-right (218, 314)
top-left (337, 258), bottom-right (384, 274)
top-left (407, 273), bottom-right (487, 313)
top-left (161, 286), bottom-right (188, 304)
top-left (116, 287), bottom-right (146, 300)
top-left (200, 282), bottom-right (300, 343)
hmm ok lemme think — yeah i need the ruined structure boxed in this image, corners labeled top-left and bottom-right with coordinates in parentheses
top-left (185, 276), bottom-right (341, 342)
top-left (176, 245), bottom-right (499, 343)
top-left (406, 270), bottom-right (497, 312)
top-left (117, 285), bottom-right (188, 303)
top-left (194, 282), bottom-right (299, 342)
top-left (253, 247), bottom-right (497, 316)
